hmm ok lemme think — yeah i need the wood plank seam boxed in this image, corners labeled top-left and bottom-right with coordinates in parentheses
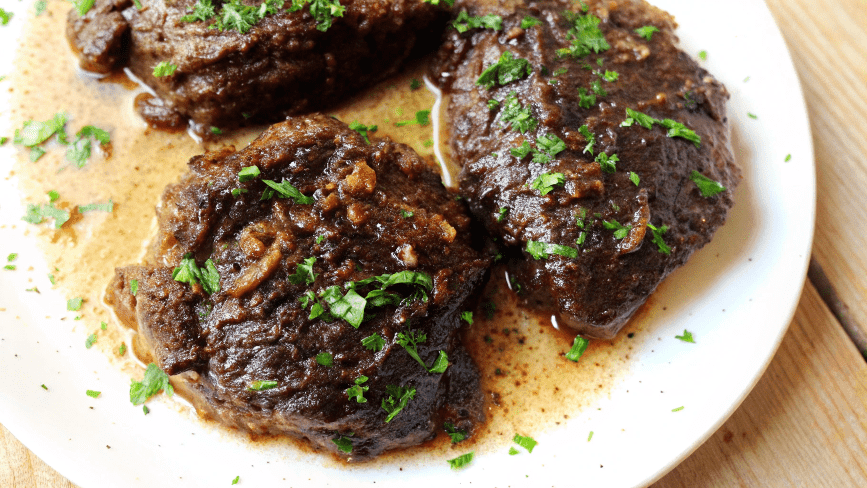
top-left (808, 256), bottom-right (867, 359)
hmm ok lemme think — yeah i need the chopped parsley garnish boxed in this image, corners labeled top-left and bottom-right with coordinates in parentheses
top-left (315, 351), bottom-right (334, 367)
top-left (672, 406), bottom-right (685, 412)
top-left (427, 351), bottom-right (449, 373)
top-left (381, 384), bottom-right (416, 422)
top-left (698, 50), bottom-right (708, 60)
top-left (307, 271), bottom-right (433, 328)
top-left (657, 118), bottom-right (701, 146)
top-left (172, 253), bottom-right (221, 295)
top-left (529, 172), bottom-right (565, 196)
top-left (29, 147), bottom-right (46, 162)
top-left (689, 170), bottom-right (726, 197)
top-left (526, 240), bottom-right (577, 260)
top-left (410, 78), bottom-right (421, 90)
top-left (628, 171), bottom-right (640, 186)
top-left (288, 257), bottom-right (317, 285)
top-left (497, 207), bottom-right (508, 222)
top-left (7, 253), bottom-right (16, 262)
top-left (621, 107), bottom-right (654, 129)
top-left (78, 200), bottom-right (114, 213)
top-left (512, 434), bottom-right (538, 453)
top-left (422, 0), bottom-right (455, 6)
top-left (747, 112), bottom-right (758, 120)
top-left (211, 0), bottom-right (265, 34)
top-left (575, 207), bottom-right (587, 228)
top-left (396, 324), bottom-right (449, 373)
top-left (395, 110), bottom-right (431, 127)
top-left (512, 134), bottom-right (565, 164)
top-left (129, 363), bottom-right (173, 405)
top-left (152, 61), bottom-right (178, 77)
top-left (319, 286), bottom-right (366, 327)
top-left (590, 79), bottom-right (607, 97)
top-left (499, 91), bottom-right (537, 133)
top-left (142, 405), bottom-right (150, 414)
top-left (332, 436), bottom-right (353, 453)
top-left (577, 87), bottom-right (596, 109)
top-left (101, 321), bottom-right (107, 330)
top-left (85, 390), bottom-right (101, 398)
top-left (534, 133), bottom-right (566, 162)
top-left (452, 11), bottom-right (502, 33)
top-left (595, 152), bottom-right (618, 173)
top-left (85, 333), bottom-right (97, 349)
top-left (14, 112), bottom-right (68, 147)
top-left (634, 25), bottom-right (659, 41)
top-left (675, 329), bottom-right (695, 343)
top-left (476, 51), bottom-right (532, 90)
top-left (557, 11), bottom-right (610, 59)
top-left (647, 223), bottom-right (671, 254)
top-left (41, 384), bottom-right (48, 390)
top-left (601, 70), bottom-right (619, 82)
top-left (578, 125), bottom-right (595, 154)
top-left (785, 154), bottom-right (792, 162)
top-left (361, 333), bottom-right (386, 352)
top-left (602, 219), bottom-right (631, 239)
top-left (238, 165), bottom-right (261, 182)
top-left (231, 476), bottom-right (240, 485)
top-left (67, 297), bottom-right (84, 311)
top-left (520, 16), bottom-right (542, 29)
top-left (0, 9), bottom-right (13, 25)
top-left (621, 109), bottom-right (701, 147)
top-left (118, 343), bottom-right (127, 356)
top-left (261, 179), bottom-right (314, 204)
top-left (348, 121), bottom-right (378, 144)
top-left (78, 125), bottom-right (110, 144)
top-left (231, 188), bottom-right (248, 197)
top-left (461, 311), bottom-right (473, 325)
top-left (487, 99), bottom-right (500, 110)
top-left (511, 141), bottom-right (532, 159)
top-left (345, 376), bottom-right (369, 403)
top-left (509, 447), bottom-right (519, 455)
top-left (290, 0), bottom-right (346, 32)
top-left (565, 335), bottom-right (589, 362)
top-left (588, 431), bottom-right (594, 441)
top-left (247, 380), bottom-right (279, 391)
top-left (444, 422), bottom-right (467, 443)
top-left (63, 124), bottom-right (110, 168)
top-left (72, 0), bottom-right (95, 16)
top-left (180, 0), bottom-right (216, 22)
top-left (315, 235), bottom-right (326, 244)
top-left (401, 210), bottom-right (414, 219)
top-left (447, 452), bottom-right (474, 470)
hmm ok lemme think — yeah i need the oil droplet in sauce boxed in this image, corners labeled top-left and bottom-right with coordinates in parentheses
top-left (6, 2), bottom-right (653, 466)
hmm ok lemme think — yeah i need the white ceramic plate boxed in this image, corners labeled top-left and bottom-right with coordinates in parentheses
top-left (0, 0), bottom-right (814, 486)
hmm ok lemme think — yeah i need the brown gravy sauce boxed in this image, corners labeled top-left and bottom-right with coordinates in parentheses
top-left (7, 2), bottom-right (656, 466)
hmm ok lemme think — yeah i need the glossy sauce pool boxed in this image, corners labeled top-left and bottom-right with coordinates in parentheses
top-left (5, 1), bottom-right (655, 468)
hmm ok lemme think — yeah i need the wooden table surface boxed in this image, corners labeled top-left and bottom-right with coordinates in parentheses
top-left (3, 0), bottom-right (867, 486)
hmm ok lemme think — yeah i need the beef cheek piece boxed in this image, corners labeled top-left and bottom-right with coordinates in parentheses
top-left (106, 114), bottom-right (489, 460)
top-left (67, 0), bottom-right (447, 133)
top-left (432, 0), bottom-right (740, 339)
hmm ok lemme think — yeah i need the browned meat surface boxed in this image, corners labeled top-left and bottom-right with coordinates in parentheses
top-left (432, 0), bottom-right (740, 339)
top-left (67, 0), bottom-right (447, 134)
top-left (106, 114), bottom-right (489, 460)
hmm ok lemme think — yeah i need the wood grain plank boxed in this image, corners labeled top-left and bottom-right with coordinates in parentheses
top-left (0, 425), bottom-right (77, 488)
top-left (763, 0), bottom-right (867, 352)
top-left (652, 282), bottom-right (867, 487)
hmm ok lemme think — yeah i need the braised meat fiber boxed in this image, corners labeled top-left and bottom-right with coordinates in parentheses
top-left (432, 0), bottom-right (740, 339)
top-left (107, 115), bottom-right (488, 460)
top-left (67, 0), bottom-right (447, 133)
